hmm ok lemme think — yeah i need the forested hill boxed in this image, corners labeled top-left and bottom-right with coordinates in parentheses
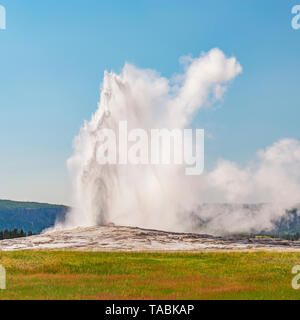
top-left (0, 200), bottom-right (68, 234)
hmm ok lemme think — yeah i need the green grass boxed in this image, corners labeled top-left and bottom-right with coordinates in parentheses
top-left (0, 251), bottom-right (300, 300)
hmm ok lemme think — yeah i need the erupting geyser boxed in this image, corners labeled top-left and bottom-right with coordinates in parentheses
top-left (54, 48), bottom-right (300, 235)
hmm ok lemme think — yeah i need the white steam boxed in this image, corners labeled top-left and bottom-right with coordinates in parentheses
top-left (187, 139), bottom-right (300, 234)
top-left (55, 48), bottom-right (300, 235)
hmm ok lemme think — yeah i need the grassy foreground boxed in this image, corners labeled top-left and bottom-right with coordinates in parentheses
top-left (0, 251), bottom-right (300, 300)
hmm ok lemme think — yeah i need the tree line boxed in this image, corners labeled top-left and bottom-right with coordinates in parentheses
top-left (0, 229), bottom-right (33, 240)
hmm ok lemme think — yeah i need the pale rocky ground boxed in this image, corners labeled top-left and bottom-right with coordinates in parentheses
top-left (1, 226), bottom-right (300, 251)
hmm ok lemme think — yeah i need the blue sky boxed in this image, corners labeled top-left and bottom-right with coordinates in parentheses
top-left (0, 0), bottom-right (299, 204)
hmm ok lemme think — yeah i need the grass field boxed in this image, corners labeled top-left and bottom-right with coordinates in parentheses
top-left (0, 251), bottom-right (300, 299)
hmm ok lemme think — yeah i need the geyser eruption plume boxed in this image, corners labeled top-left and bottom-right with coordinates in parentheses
top-left (56, 48), bottom-right (300, 235)
top-left (61, 48), bottom-right (242, 231)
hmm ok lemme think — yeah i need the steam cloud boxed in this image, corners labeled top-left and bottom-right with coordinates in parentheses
top-left (55, 48), bottom-right (300, 235)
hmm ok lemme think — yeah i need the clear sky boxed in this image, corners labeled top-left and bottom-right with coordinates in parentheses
top-left (0, 0), bottom-right (299, 205)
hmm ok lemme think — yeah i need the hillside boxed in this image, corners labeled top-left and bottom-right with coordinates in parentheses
top-left (0, 200), bottom-right (300, 237)
top-left (186, 203), bottom-right (300, 236)
top-left (0, 200), bottom-right (68, 234)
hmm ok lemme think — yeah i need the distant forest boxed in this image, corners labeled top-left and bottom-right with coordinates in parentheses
top-left (0, 229), bottom-right (33, 240)
top-left (0, 199), bottom-right (68, 234)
